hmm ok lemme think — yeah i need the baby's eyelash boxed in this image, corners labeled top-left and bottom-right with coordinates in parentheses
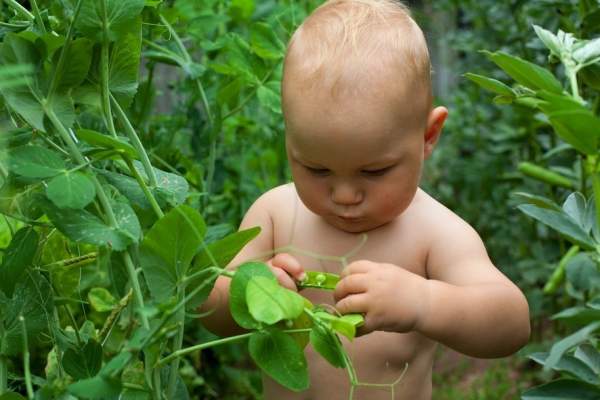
top-left (362, 166), bottom-right (392, 176)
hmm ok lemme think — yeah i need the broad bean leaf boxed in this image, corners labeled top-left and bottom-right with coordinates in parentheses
top-left (517, 204), bottom-right (595, 249)
top-left (566, 253), bottom-right (600, 291)
top-left (248, 330), bottom-right (309, 392)
top-left (545, 321), bottom-right (600, 371)
top-left (68, 376), bottom-right (122, 399)
top-left (139, 205), bottom-right (207, 301)
top-left (575, 344), bottom-right (600, 375)
top-left (62, 340), bottom-right (103, 379)
top-left (310, 323), bottom-right (345, 368)
top-left (46, 171), bottom-right (96, 209)
top-left (44, 196), bottom-right (141, 251)
top-left (547, 110), bottom-right (600, 155)
top-left (0, 227), bottom-right (38, 298)
top-left (529, 352), bottom-right (599, 385)
top-left (9, 145), bottom-right (65, 179)
top-left (246, 276), bottom-right (304, 325)
top-left (483, 50), bottom-right (563, 94)
top-left (521, 379), bottom-right (600, 399)
top-left (77, 0), bottom-right (145, 42)
top-left (552, 306), bottom-right (600, 326)
top-left (1, 271), bottom-right (53, 357)
top-left (563, 193), bottom-right (589, 233)
top-left (229, 262), bottom-right (274, 329)
top-left (512, 192), bottom-right (561, 211)
top-left (464, 73), bottom-right (514, 96)
top-left (533, 25), bottom-right (562, 57)
top-left (193, 226), bottom-right (260, 270)
top-left (77, 129), bottom-right (137, 159)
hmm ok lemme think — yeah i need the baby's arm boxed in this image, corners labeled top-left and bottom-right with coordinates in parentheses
top-left (201, 187), bottom-right (305, 336)
top-left (416, 215), bottom-right (531, 358)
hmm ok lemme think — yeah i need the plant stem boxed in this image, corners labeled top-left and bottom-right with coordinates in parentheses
top-left (165, 305), bottom-right (185, 399)
top-left (100, 0), bottom-right (117, 138)
top-left (124, 157), bottom-right (164, 218)
top-left (19, 316), bottom-right (34, 399)
top-left (29, 0), bottom-right (45, 34)
top-left (5, 0), bottom-right (34, 21)
top-left (152, 367), bottom-right (162, 400)
top-left (158, 332), bottom-right (254, 366)
top-left (0, 354), bottom-right (6, 395)
top-left (568, 67), bottom-right (582, 102)
top-left (45, 108), bottom-right (149, 329)
top-left (111, 94), bottom-right (159, 187)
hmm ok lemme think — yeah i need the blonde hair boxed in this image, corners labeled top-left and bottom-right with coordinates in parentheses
top-left (282, 0), bottom-right (432, 119)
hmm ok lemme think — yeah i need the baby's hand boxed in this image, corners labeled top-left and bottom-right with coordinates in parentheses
top-left (266, 253), bottom-right (306, 292)
top-left (333, 260), bottom-right (429, 335)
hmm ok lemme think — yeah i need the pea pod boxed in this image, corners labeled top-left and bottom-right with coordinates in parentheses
top-left (518, 162), bottom-right (574, 189)
top-left (543, 245), bottom-right (579, 294)
top-left (298, 271), bottom-right (340, 291)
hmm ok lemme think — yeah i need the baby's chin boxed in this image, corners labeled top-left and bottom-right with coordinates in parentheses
top-left (323, 215), bottom-right (391, 234)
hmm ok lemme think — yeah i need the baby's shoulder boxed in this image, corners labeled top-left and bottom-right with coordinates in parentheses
top-left (410, 188), bottom-right (481, 242)
top-left (250, 183), bottom-right (297, 219)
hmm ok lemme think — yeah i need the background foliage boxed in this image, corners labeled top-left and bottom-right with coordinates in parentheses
top-left (1, 0), bottom-right (600, 398)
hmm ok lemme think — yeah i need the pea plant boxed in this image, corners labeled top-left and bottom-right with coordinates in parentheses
top-left (0, 0), bottom-right (386, 399)
top-left (467, 14), bottom-right (600, 399)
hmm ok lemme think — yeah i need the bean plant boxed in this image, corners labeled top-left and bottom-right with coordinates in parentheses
top-left (0, 0), bottom-right (387, 399)
top-left (467, 2), bottom-right (600, 396)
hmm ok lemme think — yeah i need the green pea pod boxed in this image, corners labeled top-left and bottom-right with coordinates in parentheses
top-left (518, 162), bottom-right (574, 189)
top-left (543, 245), bottom-right (579, 294)
top-left (298, 271), bottom-right (340, 291)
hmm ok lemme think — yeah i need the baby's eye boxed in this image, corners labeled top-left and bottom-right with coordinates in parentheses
top-left (306, 166), bottom-right (330, 176)
top-left (362, 166), bottom-right (392, 177)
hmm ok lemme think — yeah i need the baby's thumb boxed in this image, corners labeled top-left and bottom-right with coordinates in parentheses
top-left (270, 253), bottom-right (306, 282)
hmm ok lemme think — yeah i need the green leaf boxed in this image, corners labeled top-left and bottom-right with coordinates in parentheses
top-left (46, 171), bottom-right (96, 209)
top-left (246, 276), bottom-right (304, 324)
top-left (533, 25), bottom-right (562, 57)
top-left (132, 160), bottom-right (189, 207)
top-left (521, 379), bottom-right (600, 400)
top-left (44, 198), bottom-right (140, 251)
top-left (563, 193), bottom-right (588, 231)
top-left (109, 18), bottom-right (142, 107)
top-left (1, 271), bottom-right (53, 356)
top-left (483, 50), bottom-right (563, 93)
top-left (529, 352), bottom-right (599, 385)
top-left (0, 393), bottom-right (26, 400)
top-left (193, 226), bottom-right (261, 270)
top-left (552, 306), bottom-right (600, 326)
top-left (566, 253), bottom-right (600, 291)
top-left (139, 205), bottom-right (207, 301)
top-left (545, 322), bottom-right (600, 371)
top-left (62, 340), bottom-right (103, 379)
top-left (229, 262), bottom-right (274, 329)
top-left (8, 145), bottom-right (65, 178)
top-left (310, 324), bottom-right (345, 368)
top-left (547, 110), bottom-right (600, 155)
top-left (88, 287), bottom-right (117, 312)
top-left (68, 376), bottom-right (122, 399)
top-left (0, 227), bottom-right (38, 298)
top-left (463, 73), bottom-right (514, 96)
top-left (250, 22), bottom-right (285, 60)
top-left (331, 314), bottom-right (364, 340)
top-left (77, 0), bottom-right (145, 42)
top-left (512, 192), bottom-right (561, 211)
top-left (518, 204), bottom-right (595, 249)
top-left (53, 38), bottom-right (93, 90)
top-left (574, 37), bottom-right (600, 65)
top-left (77, 129), bottom-right (138, 159)
top-left (257, 81), bottom-right (282, 114)
top-left (248, 330), bottom-right (309, 392)
top-left (575, 344), bottom-right (600, 375)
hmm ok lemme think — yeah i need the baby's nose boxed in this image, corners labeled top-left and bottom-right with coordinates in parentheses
top-left (331, 183), bottom-right (363, 205)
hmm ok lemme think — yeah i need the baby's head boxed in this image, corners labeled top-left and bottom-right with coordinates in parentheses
top-left (282, 0), bottom-right (447, 233)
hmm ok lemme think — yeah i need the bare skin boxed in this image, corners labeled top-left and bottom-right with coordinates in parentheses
top-left (201, 88), bottom-right (531, 399)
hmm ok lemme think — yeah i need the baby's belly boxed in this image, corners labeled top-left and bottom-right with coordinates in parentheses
top-left (263, 330), bottom-right (437, 400)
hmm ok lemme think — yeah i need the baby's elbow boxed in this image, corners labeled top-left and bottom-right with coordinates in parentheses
top-left (503, 291), bottom-right (531, 356)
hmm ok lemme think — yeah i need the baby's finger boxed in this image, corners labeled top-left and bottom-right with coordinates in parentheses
top-left (270, 266), bottom-right (298, 292)
top-left (271, 253), bottom-right (306, 281)
top-left (335, 293), bottom-right (368, 315)
top-left (340, 260), bottom-right (376, 279)
top-left (333, 274), bottom-right (368, 302)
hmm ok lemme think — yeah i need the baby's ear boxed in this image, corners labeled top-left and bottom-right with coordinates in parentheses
top-left (423, 106), bottom-right (448, 159)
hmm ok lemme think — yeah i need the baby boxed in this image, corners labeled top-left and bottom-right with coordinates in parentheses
top-left (202, 1), bottom-right (531, 399)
